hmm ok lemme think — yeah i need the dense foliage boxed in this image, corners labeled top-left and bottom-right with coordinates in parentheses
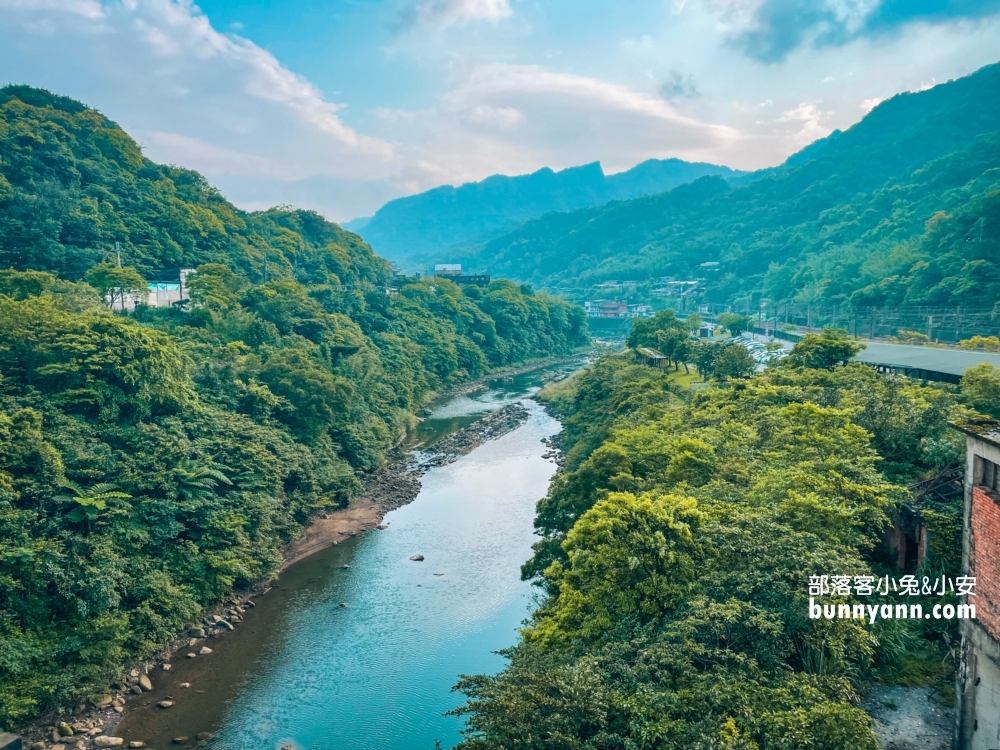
top-left (458, 62), bottom-right (1000, 309)
top-left (452, 333), bottom-right (984, 749)
top-left (0, 86), bottom-right (588, 727)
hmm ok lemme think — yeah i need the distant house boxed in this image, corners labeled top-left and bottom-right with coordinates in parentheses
top-left (147, 268), bottom-right (195, 308)
top-left (108, 267), bottom-right (194, 311)
top-left (698, 323), bottom-right (717, 338)
top-left (635, 347), bottom-right (669, 368)
top-left (699, 261), bottom-right (721, 270)
top-left (432, 263), bottom-right (491, 286)
top-left (584, 300), bottom-right (628, 318)
top-left (651, 280), bottom-right (700, 297)
top-left (627, 303), bottom-right (654, 318)
top-left (952, 418), bottom-right (1000, 749)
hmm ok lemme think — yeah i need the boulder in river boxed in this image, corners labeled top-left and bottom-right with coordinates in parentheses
top-left (409, 554), bottom-right (424, 561)
top-left (158, 700), bottom-right (175, 709)
top-left (199, 646), bottom-right (213, 655)
top-left (138, 674), bottom-right (152, 691)
top-left (93, 738), bottom-right (124, 748)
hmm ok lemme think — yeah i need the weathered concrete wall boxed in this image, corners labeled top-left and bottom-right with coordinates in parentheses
top-left (958, 622), bottom-right (1000, 750)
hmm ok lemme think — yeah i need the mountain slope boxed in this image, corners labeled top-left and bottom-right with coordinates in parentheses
top-left (346, 158), bottom-right (745, 265)
top-left (461, 61), bottom-right (1000, 308)
top-left (0, 85), bottom-right (588, 727)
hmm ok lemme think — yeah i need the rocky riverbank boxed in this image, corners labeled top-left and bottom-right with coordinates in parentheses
top-left (280, 402), bottom-right (531, 570)
top-left (12, 401), bottom-right (536, 750)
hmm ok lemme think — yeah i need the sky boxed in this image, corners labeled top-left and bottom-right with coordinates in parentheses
top-left (1, 0), bottom-right (999, 222)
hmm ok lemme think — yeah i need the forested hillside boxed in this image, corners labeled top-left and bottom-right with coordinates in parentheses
top-left (452, 335), bottom-right (992, 749)
top-left (345, 158), bottom-right (744, 266)
top-left (461, 62), bottom-right (1000, 308)
top-left (0, 86), bottom-right (588, 726)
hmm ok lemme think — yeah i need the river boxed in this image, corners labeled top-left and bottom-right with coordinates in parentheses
top-left (117, 366), bottom-right (575, 750)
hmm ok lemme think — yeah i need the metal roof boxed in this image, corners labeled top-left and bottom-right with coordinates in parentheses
top-left (853, 343), bottom-right (1000, 378)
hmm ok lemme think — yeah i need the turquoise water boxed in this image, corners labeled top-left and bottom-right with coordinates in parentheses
top-left (120, 372), bottom-right (569, 750)
top-left (208, 401), bottom-right (558, 749)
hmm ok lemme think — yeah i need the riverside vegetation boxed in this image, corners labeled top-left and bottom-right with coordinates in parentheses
top-left (451, 324), bottom-right (1000, 750)
top-left (0, 85), bottom-right (588, 727)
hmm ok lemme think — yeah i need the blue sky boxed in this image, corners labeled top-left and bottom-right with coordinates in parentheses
top-left (1, 0), bottom-right (999, 221)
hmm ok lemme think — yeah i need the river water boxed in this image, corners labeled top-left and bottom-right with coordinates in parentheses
top-left (119, 367), bottom-right (573, 750)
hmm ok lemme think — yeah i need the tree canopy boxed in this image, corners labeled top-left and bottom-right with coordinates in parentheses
top-left (455, 347), bottom-right (975, 749)
top-left (0, 85), bottom-right (589, 727)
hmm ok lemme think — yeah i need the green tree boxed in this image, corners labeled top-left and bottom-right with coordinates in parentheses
top-left (186, 264), bottom-right (246, 311)
top-left (529, 492), bottom-right (703, 647)
top-left (85, 263), bottom-right (147, 311)
top-left (717, 312), bottom-right (754, 335)
top-left (713, 342), bottom-right (757, 380)
top-left (961, 362), bottom-right (1000, 418)
top-left (54, 480), bottom-right (131, 530)
top-left (785, 329), bottom-right (864, 370)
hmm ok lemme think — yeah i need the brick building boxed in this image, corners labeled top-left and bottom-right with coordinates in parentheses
top-left (953, 418), bottom-right (1000, 749)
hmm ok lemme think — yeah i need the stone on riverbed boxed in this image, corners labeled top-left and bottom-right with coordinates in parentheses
top-left (409, 554), bottom-right (424, 561)
top-left (158, 701), bottom-right (175, 709)
top-left (93, 738), bottom-right (124, 748)
top-left (199, 646), bottom-right (213, 655)
top-left (139, 674), bottom-right (152, 691)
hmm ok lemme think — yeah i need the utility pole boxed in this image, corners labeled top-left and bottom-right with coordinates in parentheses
top-left (115, 241), bottom-right (122, 268)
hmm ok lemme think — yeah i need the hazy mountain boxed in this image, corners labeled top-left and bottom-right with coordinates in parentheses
top-left (458, 61), bottom-right (1000, 308)
top-left (345, 158), bottom-right (745, 266)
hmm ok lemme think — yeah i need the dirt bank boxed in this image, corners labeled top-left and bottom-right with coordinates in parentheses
top-left (280, 402), bottom-right (530, 571)
top-left (12, 400), bottom-right (537, 750)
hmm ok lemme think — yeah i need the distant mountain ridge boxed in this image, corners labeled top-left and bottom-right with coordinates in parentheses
top-left (455, 61), bottom-right (1000, 309)
top-left (346, 158), bottom-right (746, 265)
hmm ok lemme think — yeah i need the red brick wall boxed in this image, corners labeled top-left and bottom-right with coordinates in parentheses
top-left (970, 486), bottom-right (1000, 641)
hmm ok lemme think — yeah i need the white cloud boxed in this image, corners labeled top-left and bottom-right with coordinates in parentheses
top-left (777, 102), bottom-right (832, 143)
top-left (0, 0), bottom-right (102, 18)
top-left (416, 0), bottom-right (511, 26)
top-left (859, 96), bottom-right (882, 112)
top-left (462, 104), bottom-right (525, 129)
top-left (142, 131), bottom-right (304, 181)
top-left (3, 0), bottom-right (999, 223)
top-left (0, 0), bottom-right (400, 218)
